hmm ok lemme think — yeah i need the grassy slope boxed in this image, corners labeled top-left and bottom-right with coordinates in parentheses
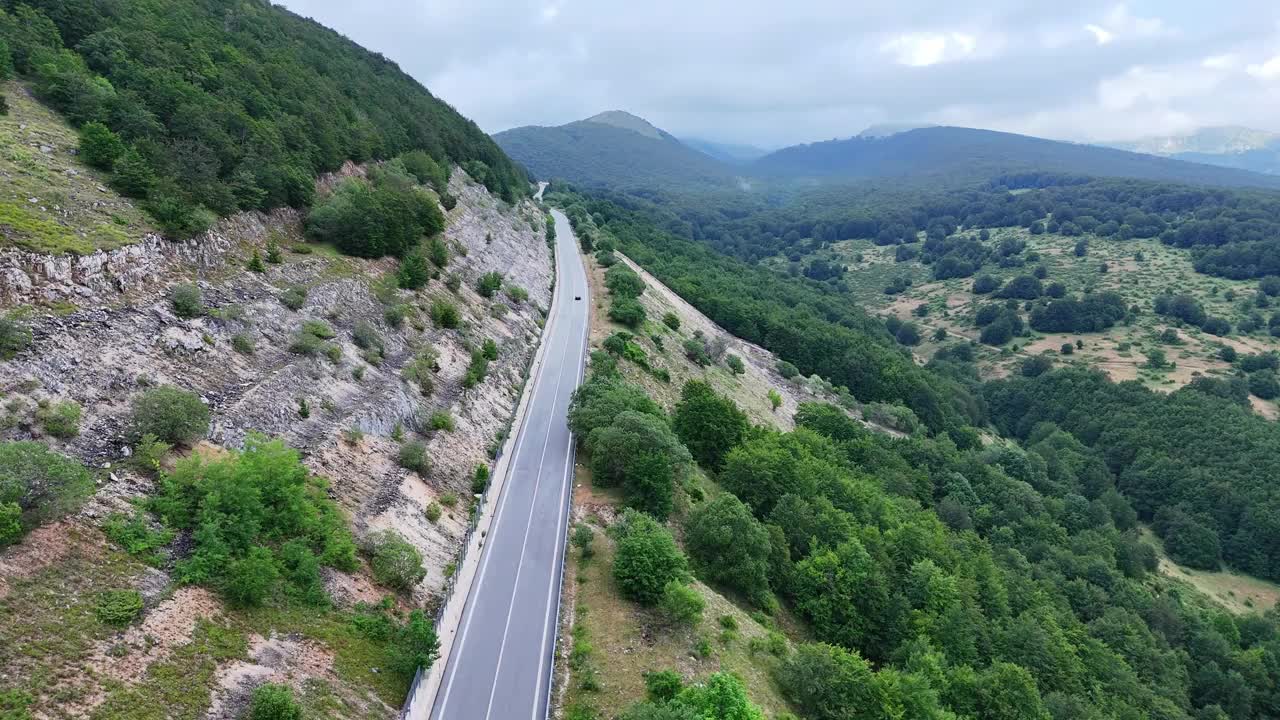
top-left (0, 81), bottom-right (154, 254)
top-left (788, 227), bottom-right (1279, 410)
top-left (1140, 526), bottom-right (1280, 616)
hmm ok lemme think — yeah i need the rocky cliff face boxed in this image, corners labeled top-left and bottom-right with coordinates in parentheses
top-left (0, 168), bottom-right (554, 719)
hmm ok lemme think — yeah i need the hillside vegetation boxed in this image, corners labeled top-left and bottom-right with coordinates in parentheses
top-left (0, 0), bottom-right (524, 243)
top-left (496, 112), bottom-right (735, 191)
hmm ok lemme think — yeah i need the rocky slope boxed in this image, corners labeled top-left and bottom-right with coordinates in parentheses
top-left (0, 167), bottom-right (553, 717)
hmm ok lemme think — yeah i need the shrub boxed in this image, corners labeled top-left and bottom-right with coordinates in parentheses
top-left (400, 150), bottom-right (449, 190)
top-left (1249, 370), bottom-right (1280, 400)
top-left (248, 683), bottom-right (303, 720)
top-left (352, 322), bottom-right (385, 355)
top-left (0, 442), bottom-right (93, 545)
top-left (0, 316), bottom-right (33, 359)
top-left (103, 511), bottom-right (174, 565)
top-left (247, 249), bottom-right (266, 273)
top-left (232, 333), bottom-right (255, 355)
top-left (429, 411), bottom-right (456, 432)
top-left (129, 386), bottom-right (209, 445)
top-left (605, 265), bottom-right (645, 298)
top-left (673, 381), bottom-right (748, 470)
top-left (482, 338), bottom-right (499, 360)
top-left (389, 609), bottom-right (440, 679)
top-left (427, 236), bottom-right (450, 268)
top-left (111, 147), bottom-right (157, 198)
top-left (767, 389), bottom-right (783, 411)
top-left (431, 298), bottom-right (461, 328)
top-left (659, 581), bottom-right (704, 626)
top-left (972, 275), bottom-right (999, 294)
top-left (403, 346), bottom-right (440, 395)
top-left (169, 284), bottom-right (203, 318)
top-left (398, 248), bottom-right (431, 289)
top-left (224, 546), bottom-right (280, 607)
top-left (472, 465), bottom-right (491, 494)
top-left (1060, 343), bottom-right (1074, 355)
top-left (305, 177), bottom-right (443, 258)
top-left (266, 241), bottom-right (284, 264)
top-left (662, 313), bottom-right (681, 330)
top-left (463, 349), bottom-right (490, 388)
top-left (425, 502), bottom-right (442, 523)
top-left (778, 643), bottom-right (881, 720)
top-left (1021, 355), bottom-right (1053, 377)
top-left (682, 338), bottom-right (711, 366)
top-left (281, 286), bottom-right (307, 311)
top-left (506, 285), bottom-right (528, 303)
top-left (365, 530), bottom-right (426, 590)
top-left (572, 523), bottom-right (595, 558)
top-left (398, 441), bottom-right (430, 475)
top-left (612, 510), bottom-right (689, 605)
top-left (37, 400), bottom-right (81, 438)
top-left (79, 121), bottom-right (125, 170)
top-left (725, 354), bottom-right (745, 375)
top-left (477, 271), bottom-right (504, 297)
top-left (95, 589), bottom-right (144, 626)
top-left (776, 360), bottom-right (800, 379)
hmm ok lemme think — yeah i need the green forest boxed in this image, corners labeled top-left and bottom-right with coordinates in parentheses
top-left (554, 181), bottom-right (1280, 720)
top-left (0, 0), bottom-right (525, 237)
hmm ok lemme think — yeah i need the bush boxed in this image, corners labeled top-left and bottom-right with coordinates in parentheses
top-left (972, 275), bottom-right (999, 294)
top-left (472, 464), bottom-right (491, 494)
top-left (605, 265), bottom-right (645, 298)
top-left (232, 333), bottom-right (255, 355)
top-left (305, 177), bottom-right (443, 258)
top-left (506, 285), bottom-right (528, 304)
top-left (1060, 343), bottom-right (1074, 356)
top-left (79, 121), bottom-right (125, 170)
top-left (662, 313), bottom-right (681, 330)
top-left (659, 581), bottom-right (704, 626)
top-left (365, 530), bottom-right (426, 590)
top-left (778, 643), bottom-right (881, 720)
top-left (477, 271), bottom-right (504, 298)
top-left (0, 316), bottom-right (33, 359)
top-left (111, 147), bottom-right (157, 198)
top-left (389, 609), bottom-right (440, 679)
top-left (398, 248), bottom-right (431, 290)
top-left (429, 411), bottom-right (456, 432)
top-left (572, 523), bottom-right (595, 558)
top-left (129, 386), bottom-right (210, 445)
top-left (725, 354), bottom-right (745, 375)
top-left (398, 441), bottom-right (430, 475)
top-left (482, 338), bottom-right (499, 361)
top-left (400, 150), bottom-right (449, 190)
top-left (767, 389), bottom-right (783, 411)
top-left (37, 400), bottom-right (81, 438)
top-left (425, 502), bottom-right (442, 523)
top-left (612, 510), bottom-right (689, 605)
top-left (1249, 370), bottom-right (1280, 400)
top-left (248, 683), bottom-right (302, 720)
top-left (103, 511), bottom-right (174, 565)
top-left (224, 546), bottom-right (280, 607)
top-left (95, 589), bottom-right (144, 626)
top-left (169, 283), bottom-right (203, 318)
top-left (673, 381), bottom-right (748, 470)
top-left (281, 286), bottom-right (307, 311)
top-left (403, 346), bottom-right (440, 395)
top-left (1021, 355), bottom-right (1053, 377)
top-left (609, 297), bottom-right (646, 327)
top-left (431, 298), bottom-right (461, 328)
top-left (776, 360), bottom-right (800, 379)
top-left (683, 338), bottom-right (711, 366)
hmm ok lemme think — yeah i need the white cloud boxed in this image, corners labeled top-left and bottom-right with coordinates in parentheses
top-left (880, 31), bottom-right (978, 67)
top-left (1247, 54), bottom-right (1280, 79)
top-left (1084, 4), bottom-right (1170, 46)
top-left (1202, 53), bottom-right (1241, 70)
top-left (1085, 24), bottom-right (1114, 45)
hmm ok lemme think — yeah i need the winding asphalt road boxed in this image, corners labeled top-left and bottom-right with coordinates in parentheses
top-left (428, 208), bottom-right (589, 720)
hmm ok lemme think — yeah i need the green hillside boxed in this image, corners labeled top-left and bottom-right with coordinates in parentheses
top-left (494, 112), bottom-right (736, 191)
top-left (0, 0), bottom-right (525, 242)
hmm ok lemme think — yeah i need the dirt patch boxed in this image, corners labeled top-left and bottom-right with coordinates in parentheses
top-left (86, 586), bottom-right (224, 687)
top-left (205, 632), bottom-right (361, 720)
top-left (0, 520), bottom-right (84, 599)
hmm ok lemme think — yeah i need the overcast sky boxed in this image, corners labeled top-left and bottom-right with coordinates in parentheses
top-left (277, 0), bottom-right (1280, 148)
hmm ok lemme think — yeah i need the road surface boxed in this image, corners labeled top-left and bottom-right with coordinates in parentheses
top-left (428, 208), bottom-right (588, 720)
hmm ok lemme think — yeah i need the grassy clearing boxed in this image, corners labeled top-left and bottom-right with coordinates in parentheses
top-left (1141, 527), bottom-right (1280, 615)
top-left (794, 227), bottom-right (1280, 404)
top-left (0, 526), bottom-right (145, 714)
top-left (0, 81), bottom-right (153, 254)
top-left (562, 518), bottom-right (795, 719)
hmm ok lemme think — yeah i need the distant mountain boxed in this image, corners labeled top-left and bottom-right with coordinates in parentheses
top-left (856, 123), bottom-right (935, 139)
top-left (681, 138), bottom-right (770, 164)
top-left (1103, 127), bottom-right (1280, 176)
top-left (494, 111), bottom-right (736, 190)
top-left (751, 126), bottom-right (1280, 189)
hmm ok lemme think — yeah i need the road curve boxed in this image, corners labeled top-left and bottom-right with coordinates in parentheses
top-left (428, 208), bottom-right (589, 720)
